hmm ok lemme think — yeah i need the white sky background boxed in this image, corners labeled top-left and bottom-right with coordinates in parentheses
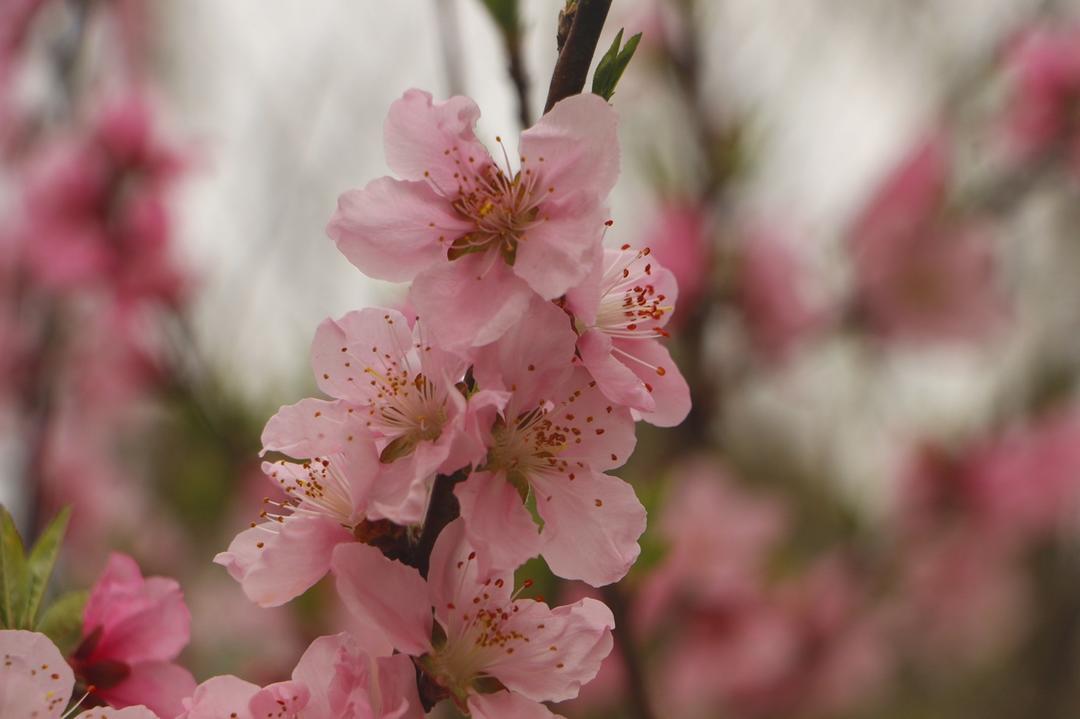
top-left (149, 0), bottom-right (1078, 511)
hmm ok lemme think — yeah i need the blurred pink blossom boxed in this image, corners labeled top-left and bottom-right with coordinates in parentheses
top-left (899, 412), bottom-right (1080, 545)
top-left (635, 459), bottom-right (787, 633)
top-left (894, 532), bottom-right (1028, 664)
top-left (18, 95), bottom-right (185, 305)
top-left (850, 134), bottom-right (1004, 343)
top-left (1001, 25), bottom-right (1080, 169)
top-left (734, 228), bottom-right (826, 361)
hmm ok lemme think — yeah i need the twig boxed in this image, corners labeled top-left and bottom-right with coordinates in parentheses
top-left (544, 0), bottom-right (614, 113)
top-left (601, 583), bottom-right (658, 719)
top-left (407, 470), bottom-right (467, 578)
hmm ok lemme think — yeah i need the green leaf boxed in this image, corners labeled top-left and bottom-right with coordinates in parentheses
top-left (591, 29), bottom-right (643, 102)
top-left (0, 506), bottom-right (29, 629)
top-left (22, 507), bottom-right (70, 627)
top-left (479, 0), bottom-right (519, 35)
top-left (35, 589), bottom-right (88, 655)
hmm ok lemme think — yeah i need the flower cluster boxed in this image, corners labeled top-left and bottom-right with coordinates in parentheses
top-left (208, 88), bottom-right (689, 716)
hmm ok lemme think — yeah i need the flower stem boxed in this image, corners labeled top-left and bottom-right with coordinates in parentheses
top-left (543, 0), bottom-right (614, 113)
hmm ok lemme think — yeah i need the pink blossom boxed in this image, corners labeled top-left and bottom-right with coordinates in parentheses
top-left (1001, 25), bottom-right (1080, 170)
top-left (0, 630), bottom-right (160, 719)
top-left (327, 89), bottom-right (619, 351)
top-left (177, 633), bottom-right (422, 719)
top-left (331, 518), bottom-right (613, 716)
top-left (634, 459), bottom-right (787, 632)
top-left (567, 246), bottom-right (690, 427)
top-left (456, 297), bottom-right (646, 586)
top-left (17, 95), bottom-right (184, 305)
top-left (894, 532), bottom-right (1027, 664)
top-left (649, 559), bottom-right (888, 719)
top-left (849, 134), bottom-right (1003, 343)
top-left (75, 554), bottom-right (195, 718)
top-left (734, 228), bottom-right (825, 361)
top-left (897, 413), bottom-right (1080, 545)
top-left (217, 306), bottom-right (500, 607)
top-left (306, 307), bottom-right (495, 493)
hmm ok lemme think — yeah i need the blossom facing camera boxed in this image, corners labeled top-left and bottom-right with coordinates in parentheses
top-left (328, 89), bottom-right (619, 351)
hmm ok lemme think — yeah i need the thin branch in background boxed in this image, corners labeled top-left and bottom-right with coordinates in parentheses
top-left (544, 0), bottom-right (613, 112)
top-left (478, 0), bottom-right (533, 128)
top-left (434, 0), bottom-right (466, 96)
top-left (602, 583), bottom-right (659, 719)
top-left (502, 27), bottom-right (532, 128)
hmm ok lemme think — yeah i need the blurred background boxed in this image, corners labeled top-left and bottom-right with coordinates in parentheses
top-left (4, 0), bottom-right (1080, 716)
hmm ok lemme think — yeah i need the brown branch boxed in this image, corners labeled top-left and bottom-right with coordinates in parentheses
top-left (601, 583), bottom-right (658, 719)
top-left (544, 0), bottom-right (613, 113)
top-left (406, 470), bottom-right (467, 578)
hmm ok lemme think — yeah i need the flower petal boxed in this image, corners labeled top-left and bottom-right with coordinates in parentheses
top-left (513, 211), bottom-right (605, 300)
top-left (176, 675), bottom-right (259, 719)
top-left (454, 472), bottom-right (544, 583)
top-left (519, 93), bottom-right (620, 204)
top-left (0, 630), bottom-right (74, 719)
top-left (331, 543), bottom-right (432, 656)
top-left (96, 661), bottom-right (196, 719)
top-left (486, 597), bottom-right (614, 703)
top-left (214, 516), bottom-right (353, 608)
top-left (409, 256), bottom-right (535, 352)
top-left (261, 398), bottom-right (363, 458)
top-left (384, 89), bottom-right (491, 189)
top-left (468, 691), bottom-right (567, 719)
top-left (614, 339), bottom-right (691, 427)
top-left (327, 177), bottom-right (469, 283)
top-left (578, 329), bottom-right (655, 414)
top-left (534, 468), bottom-right (646, 586)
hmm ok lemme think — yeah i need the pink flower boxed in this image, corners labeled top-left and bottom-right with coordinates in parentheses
top-left (894, 532), bottom-right (1027, 664)
top-left (634, 459), bottom-right (787, 633)
top-left (455, 297), bottom-right (646, 586)
top-left (1001, 25), bottom-right (1080, 170)
top-left (327, 89), bottom-right (619, 351)
top-left (331, 518), bottom-right (613, 717)
top-left (849, 134), bottom-right (1003, 343)
top-left (177, 633), bottom-right (421, 719)
top-left (897, 413), bottom-right (1080, 545)
top-left (75, 554), bottom-right (195, 718)
top-left (0, 629), bottom-right (159, 719)
top-left (306, 307), bottom-right (495, 493)
top-left (567, 245), bottom-right (691, 427)
top-left (217, 306), bottom-right (500, 608)
top-left (18, 95), bottom-right (184, 305)
top-left (734, 228), bottom-right (825, 361)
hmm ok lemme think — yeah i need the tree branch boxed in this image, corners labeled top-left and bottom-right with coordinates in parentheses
top-left (407, 470), bottom-right (467, 578)
top-left (544, 0), bottom-right (613, 113)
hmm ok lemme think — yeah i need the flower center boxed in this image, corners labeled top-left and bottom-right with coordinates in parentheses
top-left (593, 245), bottom-right (672, 339)
top-left (263, 457), bottom-right (357, 526)
top-left (426, 573), bottom-right (538, 704)
top-left (485, 404), bottom-right (569, 490)
top-left (363, 363), bottom-right (450, 462)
